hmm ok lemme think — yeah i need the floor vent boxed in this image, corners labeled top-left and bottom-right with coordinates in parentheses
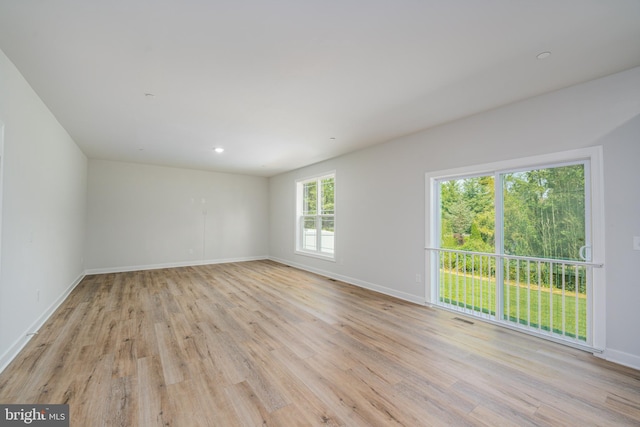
top-left (453, 317), bottom-right (474, 325)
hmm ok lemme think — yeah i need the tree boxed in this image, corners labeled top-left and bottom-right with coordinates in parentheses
top-left (441, 176), bottom-right (495, 251)
top-left (502, 165), bottom-right (584, 261)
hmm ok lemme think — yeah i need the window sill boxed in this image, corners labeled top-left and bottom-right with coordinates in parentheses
top-left (295, 250), bottom-right (336, 262)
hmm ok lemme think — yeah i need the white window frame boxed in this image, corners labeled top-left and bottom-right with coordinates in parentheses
top-left (295, 171), bottom-right (336, 261)
top-left (425, 147), bottom-right (605, 351)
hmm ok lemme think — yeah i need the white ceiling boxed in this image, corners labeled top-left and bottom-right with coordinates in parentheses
top-left (1, 1), bottom-right (639, 177)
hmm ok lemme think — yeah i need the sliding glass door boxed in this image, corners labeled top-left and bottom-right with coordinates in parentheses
top-left (427, 150), bottom-right (603, 348)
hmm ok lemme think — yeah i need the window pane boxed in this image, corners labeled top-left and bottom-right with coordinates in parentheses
top-left (320, 216), bottom-right (334, 254)
top-left (303, 181), bottom-right (317, 215)
top-left (320, 177), bottom-right (334, 215)
top-left (439, 176), bottom-right (495, 252)
top-left (297, 173), bottom-right (335, 258)
top-left (302, 216), bottom-right (317, 251)
top-left (502, 164), bottom-right (585, 261)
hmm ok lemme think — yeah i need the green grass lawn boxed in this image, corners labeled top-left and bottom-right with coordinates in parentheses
top-left (439, 270), bottom-right (587, 341)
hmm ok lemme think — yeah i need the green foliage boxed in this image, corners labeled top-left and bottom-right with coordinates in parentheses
top-left (448, 200), bottom-right (474, 235)
top-left (440, 164), bottom-right (586, 271)
top-left (440, 217), bottom-right (458, 248)
top-left (303, 176), bottom-right (335, 215)
top-left (440, 176), bottom-right (495, 251)
top-left (321, 177), bottom-right (335, 215)
top-left (302, 181), bottom-right (317, 215)
top-left (503, 165), bottom-right (585, 261)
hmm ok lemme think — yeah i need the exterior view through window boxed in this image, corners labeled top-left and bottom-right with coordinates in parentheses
top-left (428, 152), bottom-right (604, 349)
top-left (297, 173), bottom-right (335, 258)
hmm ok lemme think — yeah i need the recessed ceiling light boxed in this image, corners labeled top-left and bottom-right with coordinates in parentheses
top-left (329, 137), bottom-right (336, 140)
top-left (536, 51), bottom-right (551, 60)
top-left (144, 93), bottom-right (155, 97)
top-left (214, 147), bottom-right (224, 153)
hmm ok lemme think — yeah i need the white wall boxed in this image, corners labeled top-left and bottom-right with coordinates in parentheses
top-left (269, 66), bottom-right (640, 368)
top-left (85, 159), bottom-right (269, 272)
top-left (0, 49), bottom-right (88, 370)
top-left (601, 115), bottom-right (640, 368)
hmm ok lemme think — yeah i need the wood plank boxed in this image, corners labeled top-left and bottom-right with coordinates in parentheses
top-left (224, 381), bottom-right (271, 426)
top-left (136, 356), bottom-right (172, 427)
top-left (108, 375), bottom-right (137, 427)
top-left (153, 322), bottom-right (188, 386)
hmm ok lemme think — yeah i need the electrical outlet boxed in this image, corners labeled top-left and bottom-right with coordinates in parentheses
top-left (415, 274), bottom-right (421, 283)
top-left (36, 289), bottom-right (40, 302)
top-left (634, 236), bottom-right (640, 251)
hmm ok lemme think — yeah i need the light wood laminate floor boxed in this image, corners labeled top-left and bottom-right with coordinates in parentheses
top-left (0, 260), bottom-right (639, 426)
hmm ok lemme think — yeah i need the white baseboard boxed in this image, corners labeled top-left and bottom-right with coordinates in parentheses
top-left (0, 272), bottom-right (85, 374)
top-left (268, 256), bottom-right (426, 306)
top-left (84, 255), bottom-right (269, 275)
top-left (600, 348), bottom-right (640, 371)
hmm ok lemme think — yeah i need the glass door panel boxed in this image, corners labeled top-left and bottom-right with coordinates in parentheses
top-left (435, 162), bottom-right (591, 343)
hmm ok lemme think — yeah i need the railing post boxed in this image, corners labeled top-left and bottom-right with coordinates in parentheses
top-left (495, 254), bottom-right (504, 322)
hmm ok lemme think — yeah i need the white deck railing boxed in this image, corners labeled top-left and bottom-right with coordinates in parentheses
top-left (426, 248), bottom-right (603, 345)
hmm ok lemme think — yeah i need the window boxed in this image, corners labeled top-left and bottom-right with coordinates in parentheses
top-left (426, 147), bottom-right (605, 351)
top-left (296, 172), bottom-right (335, 259)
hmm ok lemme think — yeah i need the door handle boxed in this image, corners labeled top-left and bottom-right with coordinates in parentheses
top-left (579, 245), bottom-right (591, 262)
